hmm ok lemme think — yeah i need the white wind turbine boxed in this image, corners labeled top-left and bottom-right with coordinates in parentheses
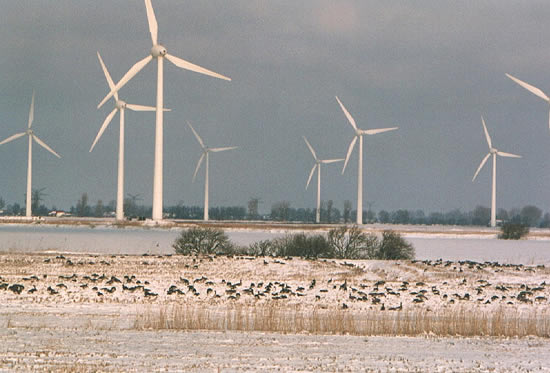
top-left (472, 116), bottom-right (521, 228)
top-left (336, 96), bottom-right (398, 225)
top-left (91, 52), bottom-right (161, 221)
top-left (188, 122), bottom-right (237, 221)
top-left (0, 91), bottom-right (60, 217)
top-left (97, 0), bottom-right (231, 221)
top-left (303, 136), bottom-right (343, 224)
top-left (506, 73), bottom-right (550, 130)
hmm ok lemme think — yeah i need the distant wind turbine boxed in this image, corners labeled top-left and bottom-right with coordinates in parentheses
top-left (506, 73), bottom-right (550, 130)
top-left (0, 91), bottom-right (60, 217)
top-left (303, 136), bottom-right (343, 224)
top-left (336, 96), bottom-right (398, 225)
top-left (91, 52), bottom-right (161, 221)
top-left (188, 122), bottom-right (237, 221)
top-left (97, 0), bottom-right (231, 221)
top-left (472, 116), bottom-right (521, 228)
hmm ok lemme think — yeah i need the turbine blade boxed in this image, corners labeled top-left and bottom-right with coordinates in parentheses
top-left (28, 91), bottom-right (35, 129)
top-left (187, 121), bottom-right (205, 148)
top-left (342, 136), bottom-right (357, 174)
top-left (497, 151), bottom-right (521, 158)
top-left (321, 158), bottom-right (344, 164)
top-left (97, 51), bottom-right (118, 102)
top-left (362, 127), bottom-right (398, 135)
top-left (306, 164), bottom-right (317, 189)
top-left (192, 153), bottom-right (205, 182)
top-left (472, 153), bottom-right (491, 181)
top-left (481, 116), bottom-right (492, 149)
top-left (210, 146), bottom-right (237, 152)
top-left (97, 55), bottom-right (152, 109)
top-left (0, 132), bottom-right (26, 146)
top-left (126, 104), bottom-right (158, 112)
top-left (335, 96), bottom-right (357, 131)
top-left (144, 0), bottom-right (158, 45)
top-left (32, 135), bottom-right (61, 158)
top-left (165, 53), bottom-right (231, 81)
top-left (506, 73), bottom-right (549, 102)
top-left (90, 108), bottom-right (118, 152)
top-left (303, 136), bottom-right (317, 160)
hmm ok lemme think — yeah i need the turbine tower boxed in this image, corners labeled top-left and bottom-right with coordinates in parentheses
top-left (472, 116), bottom-right (521, 228)
top-left (336, 96), bottom-right (398, 225)
top-left (506, 73), bottom-right (550, 130)
top-left (91, 52), bottom-right (160, 221)
top-left (303, 136), bottom-right (343, 224)
top-left (0, 91), bottom-right (61, 217)
top-left (188, 122), bottom-right (237, 221)
top-left (98, 0), bottom-right (231, 221)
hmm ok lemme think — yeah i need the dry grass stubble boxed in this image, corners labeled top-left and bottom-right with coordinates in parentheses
top-left (135, 304), bottom-right (550, 338)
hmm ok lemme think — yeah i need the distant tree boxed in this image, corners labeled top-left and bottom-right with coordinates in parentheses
top-left (343, 200), bottom-right (352, 223)
top-left (378, 210), bottom-right (390, 224)
top-left (540, 213), bottom-right (550, 228)
top-left (472, 205), bottom-right (491, 226)
top-left (31, 188), bottom-right (47, 214)
top-left (411, 209), bottom-right (426, 225)
top-left (391, 209), bottom-right (410, 224)
top-left (247, 197), bottom-right (261, 220)
top-left (520, 205), bottom-right (542, 227)
top-left (497, 208), bottom-right (509, 222)
top-left (108, 200), bottom-right (116, 213)
top-left (326, 200), bottom-right (333, 223)
top-left (428, 212), bottom-right (444, 225)
top-left (508, 208), bottom-right (522, 223)
top-left (94, 200), bottom-right (105, 217)
top-left (0, 197), bottom-right (5, 211)
top-left (271, 201), bottom-right (291, 221)
top-left (10, 203), bottom-right (21, 215)
top-left (76, 193), bottom-right (91, 217)
top-left (366, 209), bottom-right (376, 223)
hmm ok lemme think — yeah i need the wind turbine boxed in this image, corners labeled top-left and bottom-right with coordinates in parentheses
top-left (506, 73), bottom-right (550, 130)
top-left (0, 91), bottom-right (60, 217)
top-left (91, 52), bottom-right (161, 221)
top-left (303, 136), bottom-right (343, 224)
top-left (188, 121), bottom-right (237, 221)
top-left (97, 0), bottom-right (231, 221)
top-left (336, 96), bottom-right (398, 225)
top-left (472, 116), bottom-right (521, 228)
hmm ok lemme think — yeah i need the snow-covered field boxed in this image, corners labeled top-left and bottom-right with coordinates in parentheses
top-left (1, 252), bottom-right (550, 371)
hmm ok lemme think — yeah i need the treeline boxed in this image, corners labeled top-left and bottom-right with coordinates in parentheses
top-left (1, 192), bottom-right (549, 227)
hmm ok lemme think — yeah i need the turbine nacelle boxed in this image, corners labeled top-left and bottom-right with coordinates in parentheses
top-left (490, 148), bottom-right (497, 154)
top-left (115, 100), bottom-right (127, 110)
top-left (151, 44), bottom-right (167, 58)
top-left (26, 129), bottom-right (34, 136)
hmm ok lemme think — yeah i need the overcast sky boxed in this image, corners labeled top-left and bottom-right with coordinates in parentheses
top-left (1, 1), bottom-right (550, 214)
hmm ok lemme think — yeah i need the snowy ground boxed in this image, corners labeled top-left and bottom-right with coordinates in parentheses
top-left (1, 253), bottom-right (550, 371)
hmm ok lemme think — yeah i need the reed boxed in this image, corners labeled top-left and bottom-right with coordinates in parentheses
top-left (134, 304), bottom-right (550, 338)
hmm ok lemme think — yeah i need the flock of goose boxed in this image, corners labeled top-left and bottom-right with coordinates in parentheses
top-left (1, 254), bottom-right (548, 312)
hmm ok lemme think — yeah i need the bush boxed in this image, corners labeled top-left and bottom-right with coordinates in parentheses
top-left (373, 230), bottom-right (415, 260)
top-left (272, 233), bottom-right (332, 258)
top-left (247, 240), bottom-right (277, 256)
top-left (327, 225), bottom-right (378, 259)
top-left (499, 223), bottom-right (529, 240)
top-left (173, 227), bottom-right (234, 255)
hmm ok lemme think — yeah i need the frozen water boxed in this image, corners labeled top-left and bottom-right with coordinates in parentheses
top-left (0, 224), bottom-right (549, 264)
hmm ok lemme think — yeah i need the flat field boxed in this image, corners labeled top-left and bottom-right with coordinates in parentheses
top-left (1, 252), bottom-right (550, 371)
